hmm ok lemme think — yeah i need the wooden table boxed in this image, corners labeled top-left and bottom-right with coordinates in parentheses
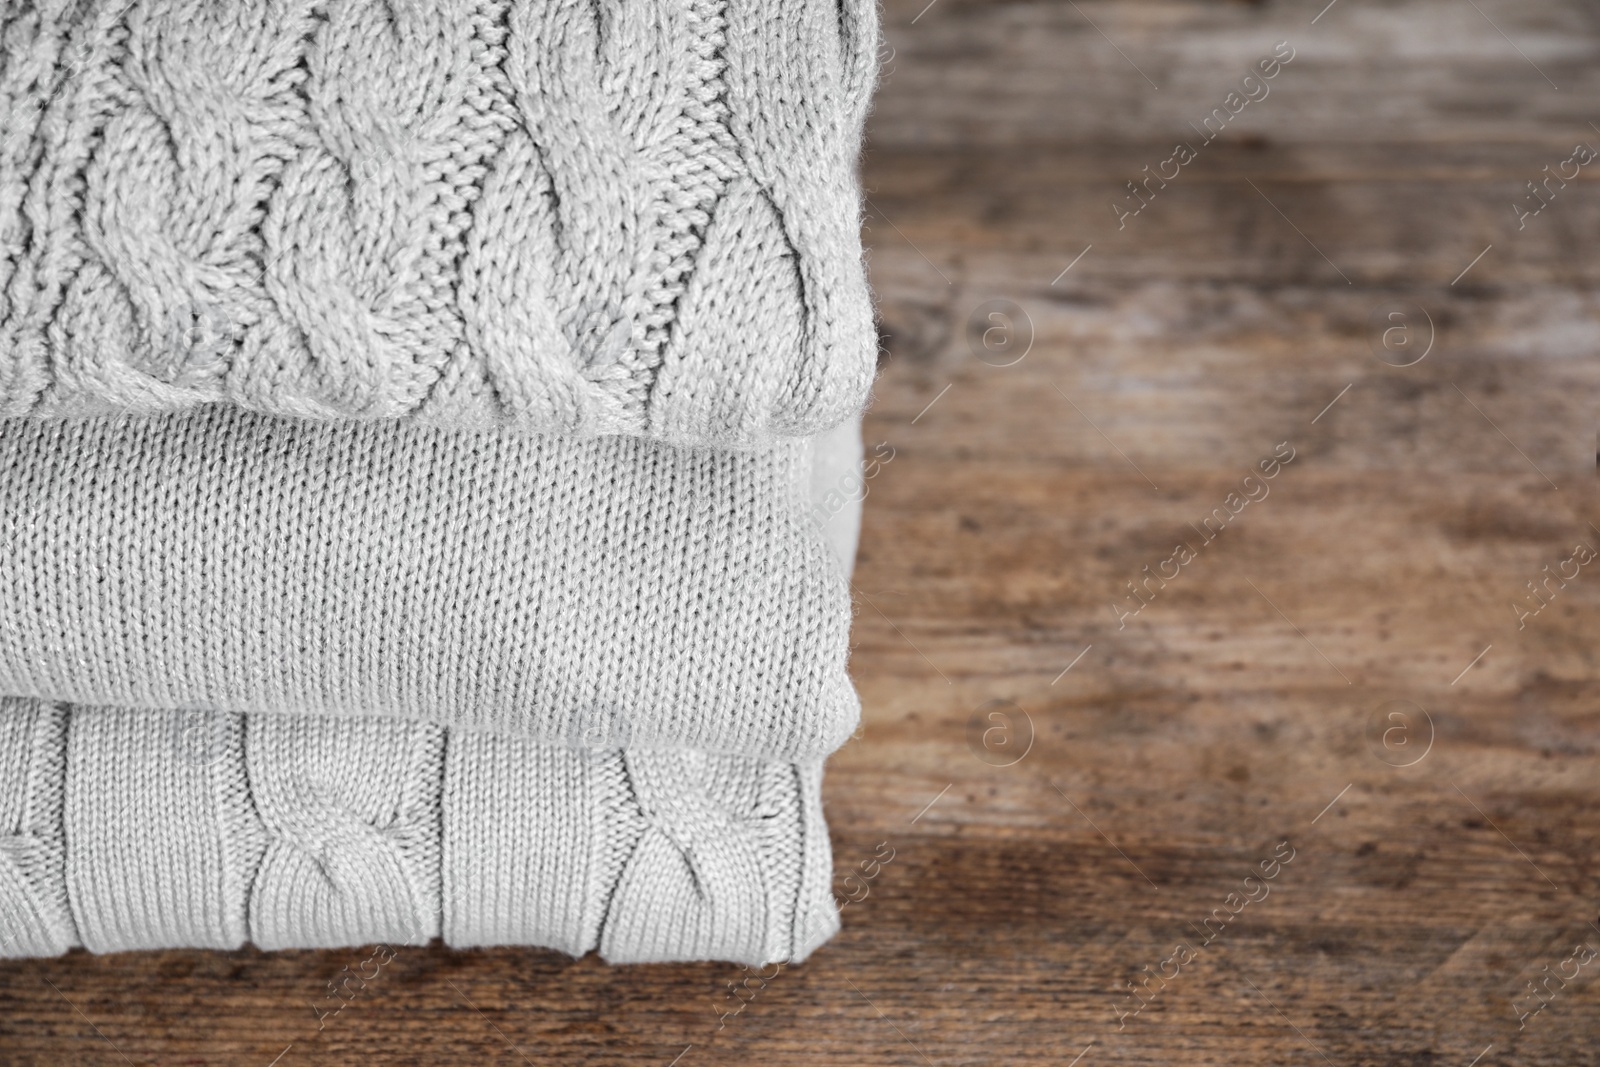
top-left (4, 1), bottom-right (1597, 1063)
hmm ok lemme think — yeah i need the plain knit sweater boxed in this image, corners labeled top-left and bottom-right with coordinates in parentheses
top-left (0, 404), bottom-right (860, 760)
top-left (0, 0), bottom-right (878, 445)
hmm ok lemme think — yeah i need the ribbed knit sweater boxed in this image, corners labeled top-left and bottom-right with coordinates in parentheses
top-left (0, 0), bottom-right (878, 445)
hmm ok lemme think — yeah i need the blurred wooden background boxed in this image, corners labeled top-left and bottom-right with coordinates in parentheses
top-left (4, 0), bottom-right (1598, 1063)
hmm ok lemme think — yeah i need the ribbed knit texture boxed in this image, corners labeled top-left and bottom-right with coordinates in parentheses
top-left (0, 700), bottom-right (839, 963)
top-left (0, 404), bottom-right (859, 759)
top-left (0, 0), bottom-right (879, 445)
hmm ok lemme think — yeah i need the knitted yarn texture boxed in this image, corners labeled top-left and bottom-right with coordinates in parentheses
top-left (0, 697), bottom-right (840, 964)
top-left (0, 411), bottom-right (865, 963)
top-left (0, 404), bottom-right (860, 759)
top-left (0, 0), bottom-right (882, 966)
top-left (0, 0), bottom-right (879, 445)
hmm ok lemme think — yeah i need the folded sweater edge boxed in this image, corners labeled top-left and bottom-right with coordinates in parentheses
top-left (0, 698), bottom-right (843, 966)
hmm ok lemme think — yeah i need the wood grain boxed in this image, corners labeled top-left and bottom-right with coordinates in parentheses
top-left (4, 0), bottom-right (1598, 1063)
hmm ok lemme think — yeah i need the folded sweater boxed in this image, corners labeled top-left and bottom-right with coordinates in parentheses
top-left (0, 699), bottom-right (839, 964)
top-left (0, 0), bottom-right (878, 446)
top-left (0, 404), bottom-right (859, 759)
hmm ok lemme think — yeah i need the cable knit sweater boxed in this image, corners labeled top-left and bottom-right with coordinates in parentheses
top-left (0, 699), bottom-right (841, 964)
top-left (0, 0), bottom-right (877, 444)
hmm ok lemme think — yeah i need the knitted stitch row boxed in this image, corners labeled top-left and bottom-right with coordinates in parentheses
top-left (0, 0), bottom-right (879, 445)
top-left (0, 404), bottom-right (860, 759)
top-left (0, 698), bottom-right (839, 964)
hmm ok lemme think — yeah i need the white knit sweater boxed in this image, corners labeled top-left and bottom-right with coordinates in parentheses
top-left (0, 700), bottom-right (841, 964)
top-left (0, 405), bottom-right (860, 759)
top-left (0, 0), bottom-right (878, 445)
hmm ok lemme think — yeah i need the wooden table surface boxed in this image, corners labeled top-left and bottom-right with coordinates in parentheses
top-left (4, 1), bottom-right (1598, 1063)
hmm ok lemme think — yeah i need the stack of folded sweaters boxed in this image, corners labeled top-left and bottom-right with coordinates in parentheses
top-left (0, 0), bottom-right (878, 965)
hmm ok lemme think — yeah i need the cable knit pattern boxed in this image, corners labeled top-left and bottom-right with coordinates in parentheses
top-left (0, 404), bottom-right (858, 758)
top-left (0, 698), bottom-right (73, 957)
top-left (0, 1), bottom-right (87, 327)
top-left (0, 0), bottom-right (879, 445)
top-left (246, 714), bottom-right (445, 950)
top-left (600, 749), bottom-right (799, 964)
top-left (455, 0), bottom-right (735, 433)
top-left (0, 701), bottom-right (840, 965)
